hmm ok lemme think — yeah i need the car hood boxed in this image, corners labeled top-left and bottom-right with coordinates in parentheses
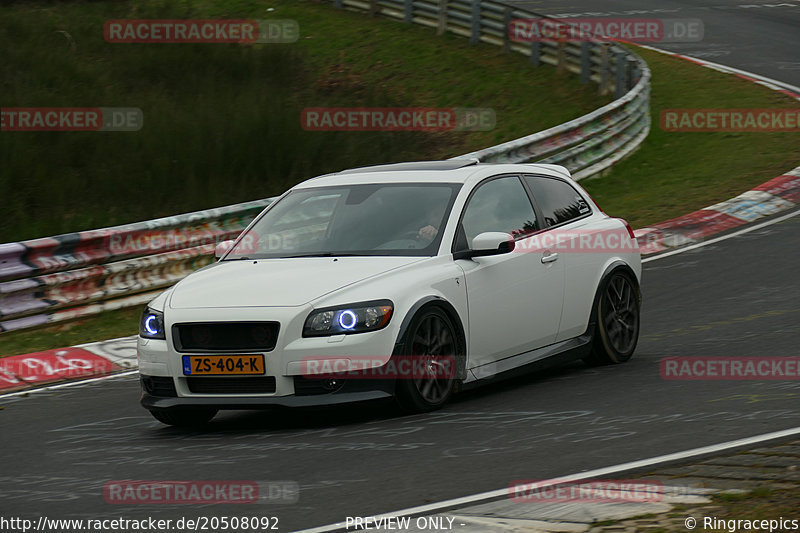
top-left (168, 256), bottom-right (425, 309)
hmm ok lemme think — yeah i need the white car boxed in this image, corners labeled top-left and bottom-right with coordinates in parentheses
top-left (138, 160), bottom-right (641, 426)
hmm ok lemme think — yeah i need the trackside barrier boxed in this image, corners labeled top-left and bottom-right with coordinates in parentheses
top-left (332, 0), bottom-right (650, 179)
top-left (0, 200), bottom-right (271, 333)
top-left (0, 1), bottom-right (650, 334)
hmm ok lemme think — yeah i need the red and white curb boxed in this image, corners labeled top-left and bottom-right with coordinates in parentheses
top-left (627, 44), bottom-right (800, 254)
top-left (0, 336), bottom-right (136, 392)
top-left (635, 167), bottom-right (800, 255)
top-left (634, 44), bottom-right (800, 101)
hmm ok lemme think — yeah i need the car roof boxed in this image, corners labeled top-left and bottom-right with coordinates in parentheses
top-left (292, 160), bottom-right (572, 189)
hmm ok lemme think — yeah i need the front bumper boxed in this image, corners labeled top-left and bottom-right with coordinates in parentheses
top-left (140, 375), bottom-right (395, 410)
top-left (137, 304), bottom-right (402, 408)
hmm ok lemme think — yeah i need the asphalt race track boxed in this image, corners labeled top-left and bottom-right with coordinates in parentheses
top-left (2, 1), bottom-right (799, 531)
top-left (1, 211), bottom-right (798, 531)
top-left (511, 0), bottom-right (800, 90)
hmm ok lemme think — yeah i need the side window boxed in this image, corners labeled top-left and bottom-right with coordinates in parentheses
top-left (457, 176), bottom-right (538, 249)
top-left (524, 176), bottom-right (590, 227)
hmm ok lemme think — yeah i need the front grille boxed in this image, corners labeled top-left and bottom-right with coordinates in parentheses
top-left (141, 376), bottom-right (177, 397)
top-left (173, 322), bottom-right (279, 352)
top-left (186, 377), bottom-right (277, 394)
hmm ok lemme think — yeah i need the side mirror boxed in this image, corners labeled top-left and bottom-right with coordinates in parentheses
top-left (215, 240), bottom-right (235, 259)
top-left (454, 232), bottom-right (515, 260)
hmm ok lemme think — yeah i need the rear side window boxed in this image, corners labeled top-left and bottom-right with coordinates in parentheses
top-left (524, 176), bottom-right (591, 227)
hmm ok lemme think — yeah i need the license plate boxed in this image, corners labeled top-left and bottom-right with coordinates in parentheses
top-left (183, 355), bottom-right (265, 375)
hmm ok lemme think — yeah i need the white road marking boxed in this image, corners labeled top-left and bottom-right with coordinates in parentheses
top-left (295, 426), bottom-right (800, 533)
top-left (642, 207), bottom-right (800, 263)
top-left (0, 370), bottom-right (138, 400)
top-left (291, 184), bottom-right (800, 533)
top-left (636, 44), bottom-right (800, 98)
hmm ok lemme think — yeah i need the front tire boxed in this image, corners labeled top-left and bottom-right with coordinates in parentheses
top-left (395, 306), bottom-right (461, 413)
top-left (584, 270), bottom-right (640, 365)
top-left (148, 407), bottom-right (218, 427)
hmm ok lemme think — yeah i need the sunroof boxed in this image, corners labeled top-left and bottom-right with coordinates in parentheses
top-left (339, 159), bottom-right (480, 174)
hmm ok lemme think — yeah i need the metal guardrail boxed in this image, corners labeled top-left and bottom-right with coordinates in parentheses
top-left (336, 0), bottom-right (651, 180)
top-left (0, 200), bottom-right (271, 332)
top-left (0, 0), bottom-right (651, 334)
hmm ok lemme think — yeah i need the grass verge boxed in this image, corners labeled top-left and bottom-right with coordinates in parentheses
top-left (581, 45), bottom-right (799, 229)
top-left (0, 306), bottom-right (143, 357)
top-left (0, 0), bottom-right (606, 242)
top-left (709, 485), bottom-right (799, 520)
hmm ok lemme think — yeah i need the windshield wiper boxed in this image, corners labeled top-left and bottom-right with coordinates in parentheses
top-left (279, 252), bottom-right (364, 258)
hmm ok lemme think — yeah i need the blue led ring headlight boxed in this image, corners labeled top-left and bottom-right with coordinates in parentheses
top-left (139, 307), bottom-right (166, 340)
top-left (338, 310), bottom-right (358, 330)
top-left (303, 300), bottom-right (393, 337)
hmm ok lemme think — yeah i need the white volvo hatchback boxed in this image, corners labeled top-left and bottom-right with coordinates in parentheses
top-left (138, 160), bottom-right (641, 426)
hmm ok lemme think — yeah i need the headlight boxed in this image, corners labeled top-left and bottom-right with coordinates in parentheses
top-left (303, 300), bottom-right (393, 337)
top-left (139, 308), bottom-right (166, 340)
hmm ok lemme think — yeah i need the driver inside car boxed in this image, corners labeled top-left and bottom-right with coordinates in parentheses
top-left (416, 201), bottom-right (446, 243)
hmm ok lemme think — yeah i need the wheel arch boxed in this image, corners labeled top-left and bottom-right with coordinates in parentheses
top-left (585, 260), bottom-right (642, 338)
top-left (392, 296), bottom-right (469, 380)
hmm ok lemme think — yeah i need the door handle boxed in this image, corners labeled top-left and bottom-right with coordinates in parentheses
top-left (541, 252), bottom-right (559, 264)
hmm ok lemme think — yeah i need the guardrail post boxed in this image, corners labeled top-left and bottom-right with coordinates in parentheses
top-left (530, 41), bottom-right (540, 66)
top-left (334, 0), bottom-right (342, 8)
top-left (404, 0), bottom-right (413, 23)
top-left (615, 50), bottom-right (626, 98)
top-left (503, 8), bottom-right (512, 52)
top-left (470, 0), bottom-right (480, 44)
top-left (556, 41), bottom-right (566, 72)
top-left (599, 43), bottom-right (610, 95)
top-left (438, 0), bottom-right (449, 35)
top-left (370, 0), bottom-right (379, 15)
top-left (627, 57), bottom-right (637, 89)
top-left (580, 42), bottom-right (590, 83)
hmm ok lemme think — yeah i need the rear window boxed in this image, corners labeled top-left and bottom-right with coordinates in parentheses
top-left (524, 176), bottom-right (591, 227)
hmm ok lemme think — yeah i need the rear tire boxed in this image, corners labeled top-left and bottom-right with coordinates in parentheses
top-left (395, 306), bottom-right (461, 413)
top-left (148, 407), bottom-right (218, 427)
top-left (584, 270), bottom-right (640, 365)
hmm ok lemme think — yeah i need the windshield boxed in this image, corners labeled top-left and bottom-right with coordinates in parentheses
top-left (225, 182), bottom-right (461, 259)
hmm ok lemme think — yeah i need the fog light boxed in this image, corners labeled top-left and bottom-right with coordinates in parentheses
top-left (323, 379), bottom-right (343, 391)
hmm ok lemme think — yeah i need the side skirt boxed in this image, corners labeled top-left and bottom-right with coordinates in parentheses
top-left (461, 333), bottom-right (593, 390)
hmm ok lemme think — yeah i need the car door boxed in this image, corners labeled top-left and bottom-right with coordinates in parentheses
top-left (522, 174), bottom-right (598, 342)
top-left (454, 175), bottom-right (565, 370)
